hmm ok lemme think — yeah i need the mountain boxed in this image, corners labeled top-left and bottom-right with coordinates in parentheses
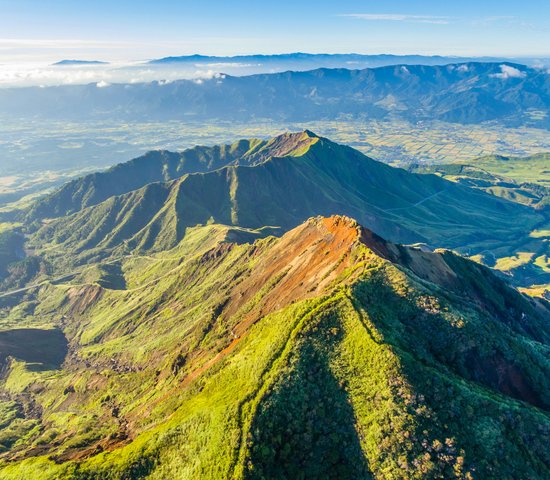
top-left (407, 154), bottom-right (550, 289)
top-left (25, 139), bottom-right (267, 220)
top-left (24, 132), bottom-right (545, 287)
top-left (1, 62), bottom-right (549, 127)
top-left (148, 52), bottom-right (506, 67)
top-left (0, 230), bottom-right (24, 278)
top-left (148, 52), bottom-right (550, 69)
top-left (0, 215), bottom-right (548, 479)
top-left (52, 60), bottom-right (109, 66)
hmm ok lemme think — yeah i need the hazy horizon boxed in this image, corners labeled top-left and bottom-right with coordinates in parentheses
top-left (1, 52), bottom-right (549, 88)
top-left (2, 0), bottom-right (550, 64)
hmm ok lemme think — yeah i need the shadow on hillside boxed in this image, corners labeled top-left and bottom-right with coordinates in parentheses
top-left (0, 328), bottom-right (68, 372)
top-left (350, 275), bottom-right (548, 410)
top-left (97, 262), bottom-right (127, 290)
top-left (349, 274), bottom-right (550, 477)
top-left (243, 308), bottom-right (372, 480)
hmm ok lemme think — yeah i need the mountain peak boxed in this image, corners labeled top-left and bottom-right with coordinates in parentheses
top-left (248, 130), bottom-right (321, 161)
top-left (302, 129), bottom-right (319, 138)
top-left (52, 59), bottom-right (108, 66)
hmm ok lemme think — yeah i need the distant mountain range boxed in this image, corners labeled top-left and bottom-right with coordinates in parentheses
top-left (149, 52), bottom-right (496, 64)
top-left (2, 62), bottom-right (548, 127)
top-left (147, 52), bottom-right (549, 69)
top-left (47, 53), bottom-right (550, 70)
top-left (52, 60), bottom-right (109, 66)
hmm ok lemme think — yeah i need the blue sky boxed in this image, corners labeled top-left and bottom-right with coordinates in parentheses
top-left (1, 0), bottom-right (549, 62)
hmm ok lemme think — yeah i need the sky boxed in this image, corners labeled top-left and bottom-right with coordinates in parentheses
top-left (1, 0), bottom-right (550, 64)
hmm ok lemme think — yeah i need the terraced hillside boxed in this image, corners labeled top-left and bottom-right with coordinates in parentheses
top-left (20, 132), bottom-right (545, 289)
top-left (0, 216), bottom-right (548, 479)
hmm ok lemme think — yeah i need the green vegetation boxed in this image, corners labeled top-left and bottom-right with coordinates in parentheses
top-left (473, 153), bottom-right (550, 185)
top-left (21, 132), bottom-right (544, 290)
top-left (0, 130), bottom-right (548, 478)
top-left (408, 157), bottom-right (550, 209)
top-left (0, 216), bottom-right (548, 479)
top-left (408, 155), bottom-right (550, 286)
top-left (495, 252), bottom-right (535, 271)
top-left (3, 118), bottom-right (550, 202)
top-left (531, 229), bottom-right (550, 238)
top-left (0, 230), bottom-right (24, 278)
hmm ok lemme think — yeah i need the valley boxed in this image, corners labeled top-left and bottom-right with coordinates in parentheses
top-left (0, 132), bottom-right (545, 288)
top-left (2, 0), bottom-right (550, 477)
top-left (0, 117), bottom-right (547, 480)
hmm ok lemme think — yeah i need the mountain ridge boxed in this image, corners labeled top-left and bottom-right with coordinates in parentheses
top-left (25, 132), bottom-right (321, 221)
top-left (1, 62), bottom-right (548, 127)
top-left (12, 131), bottom-right (544, 295)
top-left (0, 215), bottom-right (548, 478)
top-left (147, 52), bottom-right (513, 67)
top-left (52, 60), bottom-right (109, 66)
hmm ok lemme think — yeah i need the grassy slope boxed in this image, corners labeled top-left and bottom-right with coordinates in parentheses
top-left (409, 154), bottom-right (550, 209)
top-left (0, 217), bottom-right (548, 479)
top-left (26, 132), bottom-right (544, 288)
top-left (23, 131), bottom-right (321, 223)
top-left (0, 231), bottom-right (23, 278)
top-left (474, 153), bottom-right (550, 186)
top-left (25, 139), bottom-right (268, 221)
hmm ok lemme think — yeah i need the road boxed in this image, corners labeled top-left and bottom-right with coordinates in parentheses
top-left (382, 188), bottom-right (447, 213)
top-left (0, 272), bottom-right (77, 299)
top-left (0, 253), bottom-right (182, 299)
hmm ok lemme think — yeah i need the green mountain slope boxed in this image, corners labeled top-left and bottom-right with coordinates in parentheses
top-left (0, 216), bottom-right (548, 479)
top-left (26, 131), bottom-right (547, 292)
top-left (25, 132), bottom-right (322, 221)
top-left (24, 143), bottom-right (252, 220)
top-left (473, 153), bottom-right (550, 186)
top-left (408, 153), bottom-right (550, 289)
top-left (28, 132), bottom-right (544, 281)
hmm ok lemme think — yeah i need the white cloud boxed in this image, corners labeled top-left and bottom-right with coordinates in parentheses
top-left (448, 64), bottom-right (471, 74)
top-left (340, 14), bottom-right (450, 25)
top-left (0, 62), bottom-right (235, 87)
top-left (198, 62), bottom-right (257, 68)
top-left (490, 64), bottom-right (527, 79)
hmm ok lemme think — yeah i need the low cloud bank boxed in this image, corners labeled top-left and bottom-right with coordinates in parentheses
top-left (491, 64), bottom-right (527, 79)
top-left (0, 62), bottom-right (251, 87)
